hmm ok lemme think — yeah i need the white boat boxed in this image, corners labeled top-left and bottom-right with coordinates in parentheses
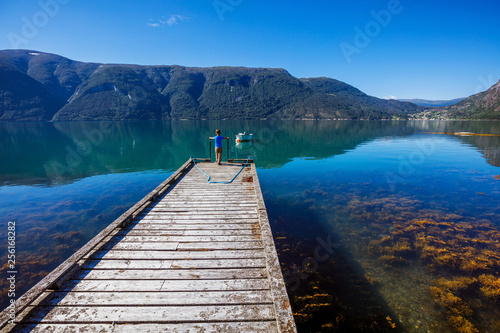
top-left (235, 132), bottom-right (253, 142)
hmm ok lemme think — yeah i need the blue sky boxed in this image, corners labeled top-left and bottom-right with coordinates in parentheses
top-left (1, 0), bottom-right (499, 100)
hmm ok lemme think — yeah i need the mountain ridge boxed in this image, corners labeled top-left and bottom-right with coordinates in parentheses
top-left (398, 98), bottom-right (465, 107)
top-left (1, 49), bottom-right (497, 121)
top-left (0, 50), bottom-right (424, 121)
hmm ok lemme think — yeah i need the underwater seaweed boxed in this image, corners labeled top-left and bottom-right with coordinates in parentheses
top-left (478, 274), bottom-right (500, 300)
top-left (327, 192), bottom-right (500, 332)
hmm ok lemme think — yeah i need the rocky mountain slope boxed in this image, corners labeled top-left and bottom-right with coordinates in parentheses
top-left (416, 80), bottom-right (500, 119)
top-left (0, 50), bottom-right (424, 121)
top-left (445, 80), bottom-right (500, 119)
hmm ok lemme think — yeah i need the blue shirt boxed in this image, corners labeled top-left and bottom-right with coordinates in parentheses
top-left (214, 135), bottom-right (224, 148)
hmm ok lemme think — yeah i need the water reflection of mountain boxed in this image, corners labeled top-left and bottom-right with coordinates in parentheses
top-left (455, 135), bottom-right (500, 167)
top-left (1, 120), bottom-right (499, 186)
top-left (416, 119), bottom-right (500, 167)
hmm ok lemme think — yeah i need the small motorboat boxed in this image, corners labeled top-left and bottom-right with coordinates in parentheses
top-left (235, 132), bottom-right (253, 142)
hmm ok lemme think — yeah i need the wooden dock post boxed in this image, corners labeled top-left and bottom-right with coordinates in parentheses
top-left (1, 159), bottom-right (296, 332)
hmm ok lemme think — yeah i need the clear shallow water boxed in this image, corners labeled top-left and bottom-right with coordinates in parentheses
top-left (1, 120), bottom-right (500, 332)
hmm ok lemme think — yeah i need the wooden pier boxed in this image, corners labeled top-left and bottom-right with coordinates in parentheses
top-left (1, 159), bottom-right (296, 332)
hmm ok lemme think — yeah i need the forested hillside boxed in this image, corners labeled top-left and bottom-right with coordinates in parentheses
top-left (0, 50), bottom-right (426, 121)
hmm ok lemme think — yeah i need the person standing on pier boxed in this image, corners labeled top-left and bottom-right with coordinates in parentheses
top-left (210, 129), bottom-right (228, 165)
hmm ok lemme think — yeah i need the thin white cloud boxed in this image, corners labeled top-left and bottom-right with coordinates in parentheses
top-left (147, 15), bottom-right (189, 28)
top-left (167, 15), bottom-right (189, 26)
top-left (383, 95), bottom-right (398, 100)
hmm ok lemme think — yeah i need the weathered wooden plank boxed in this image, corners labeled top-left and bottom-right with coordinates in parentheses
top-left (164, 185), bottom-right (253, 189)
top-left (175, 174), bottom-right (251, 178)
top-left (167, 187), bottom-right (251, 190)
top-left (169, 258), bottom-right (267, 269)
top-left (148, 202), bottom-right (255, 207)
top-left (100, 242), bottom-right (179, 251)
top-left (187, 170), bottom-right (251, 175)
top-left (143, 205), bottom-right (256, 214)
top-left (139, 213), bottom-right (257, 218)
top-left (37, 290), bottom-right (273, 306)
top-left (20, 304), bottom-right (276, 323)
top-left (139, 210), bottom-right (258, 215)
top-left (139, 211), bottom-right (257, 216)
top-left (164, 185), bottom-right (253, 193)
top-left (113, 229), bottom-right (259, 237)
top-left (162, 192), bottom-right (255, 196)
top-left (149, 206), bottom-right (258, 210)
top-left (183, 178), bottom-right (252, 181)
top-left (172, 182), bottom-right (251, 184)
top-left (154, 197), bottom-right (254, 201)
top-left (58, 278), bottom-right (269, 292)
top-left (73, 268), bottom-right (267, 280)
top-left (185, 168), bottom-right (250, 172)
top-left (161, 279), bottom-right (269, 291)
top-left (175, 176), bottom-right (251, 179)
top-left (111, 234), bottom-right (261, 242)
top-left (187, 167), bottom-right (250, 171)
top-left (81, 259), bottom-right (174, 269)
top-left (138, 210), bottom-right (258, 215)
top-left (80, 258), bottom-right (266, 270)
top-left (115, 229), bottom-right (258, 236)
top-left (124, 222), bottom-right (259, 230)
top-left (217, 228), bottom-right (260, 235)
top-left (181, 172), bottom-right (250, 174)
top-left (176, 175), bottom-right (251, 178)
top-left (12, 321), bottom-right (278, 333)
top-left (177, 182), bottom-right (251, 186)
top-left (170, 187), bottom-right (252, 191)
top-left (101, 240), bottom-right (262, 251)
top-left (163, 178), bottom-right (251, 182)
top-left (168, 189), bottom-right (254, 192)
top-left (164, 193), bottom-right (255, 197)
top-left (149, 206), bottom-right (255, 210)
top-left (164, 189), bottom-right (251, 192)
top-left (190, 167), bottom-right (251, 171)
top-left (161, 189), bottom-right (254, 192)
top-left (153, 201), bottom-right (255, 205)
top-left (136, 217), bottom-right (260, 223)
top-left (114, 229), bottom-right (185, 236)
top-left (182, 229), bottom-right (257, 235)
top-left (139, 214), bottom-right (257, 220)
top-left (176, 241), bottom-right (263, 250)
top-left (169, 173), bottom-right (248, 177)
top-left (114, 229), bottom-right (184, 236)
top-left (88, 249), bottom-right (266, 260)
top-left (163, 180), bottom-right (248, 183)
top-left (152, 203), bottom-right (258, 207)
top-left (61, 279), bottom-right (166, 292)
top-left (175, 175), bottom-right (251, 179)
top-left (125, 225), bottom-right (259, 231)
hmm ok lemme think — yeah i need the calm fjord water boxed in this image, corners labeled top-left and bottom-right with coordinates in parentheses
top-left (1, 120), bottom-right (500, 332)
